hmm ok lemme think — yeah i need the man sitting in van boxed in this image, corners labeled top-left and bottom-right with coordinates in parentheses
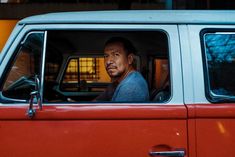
top-left (95, 37), bottom-right (149, 102)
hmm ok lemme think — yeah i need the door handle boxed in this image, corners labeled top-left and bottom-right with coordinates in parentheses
top-left (149, 150), bottom-right (185, 157)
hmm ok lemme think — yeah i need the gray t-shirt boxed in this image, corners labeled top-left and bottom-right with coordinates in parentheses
top-left (112, 71), bottom-right (149, 102)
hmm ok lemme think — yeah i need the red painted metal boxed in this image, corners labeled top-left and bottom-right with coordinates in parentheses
top-left (187, 103), bottom-right (235, 157)
top-left (0, 104), bottom-right (187, 120)
top-left (0, 104), bottom-right (188, 157)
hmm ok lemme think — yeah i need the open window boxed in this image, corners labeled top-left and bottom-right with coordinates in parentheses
top-left (41, 30), bottom-right (170, 103)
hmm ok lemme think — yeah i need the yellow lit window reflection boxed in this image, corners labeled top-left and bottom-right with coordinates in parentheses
top-left (79, 58), bottom-right (96, 80)
top-left (63, 57), bottom-right (110, 84)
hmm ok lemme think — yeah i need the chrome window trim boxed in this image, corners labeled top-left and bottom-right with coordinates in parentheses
top-left (40, 31), bottom-right (47, 105)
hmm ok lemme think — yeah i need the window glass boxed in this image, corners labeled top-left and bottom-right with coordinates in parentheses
top-left (61, 57), bottom-right (111, 92)
top-left (204, 32), bottom-right (235, 99)
top-left (43, 30), bottom-right (169, 103)
top-left (1, 32), bottom-right (44, 100)
top-left (150, 58), bottom-right (170, 102)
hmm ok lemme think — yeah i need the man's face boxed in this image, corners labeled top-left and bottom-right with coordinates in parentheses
top-left (104, 42), bottom-right (132, 79)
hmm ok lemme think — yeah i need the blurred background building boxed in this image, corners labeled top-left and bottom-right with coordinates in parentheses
top-left (0, 0), bottom-right (235, 50)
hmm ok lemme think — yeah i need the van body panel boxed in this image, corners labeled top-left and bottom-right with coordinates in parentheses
top-left (194, 104), bottom-right (235, 118)
top-left (0, 119), bottom-right (187, 157)
top-left (19, 10), bottom-right (235, 25)
top-left (196, 118), bottom-right (235, 157)
top-left (0, 105), bottom-right (187, 120)
top-left (187, 119), bottom-right (197, 157)
top-left (178, 24), bottom-right (194, 104)
top-left (188, 102), bottom-right (235, 156)
top-left (0, 19), bottom-right (188, 157)
top-left (0, 105), bottom-right (188, 157)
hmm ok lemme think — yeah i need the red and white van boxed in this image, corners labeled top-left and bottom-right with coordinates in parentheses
top-left (0, 10), bottom-right (235, 157)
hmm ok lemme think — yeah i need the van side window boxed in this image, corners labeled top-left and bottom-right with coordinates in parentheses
top-left (43, 30), bottom-right (170, 103)
top-left (1, 32), bottom-right (44, 100)
top-left (203, 32), bottom-right (235, 101)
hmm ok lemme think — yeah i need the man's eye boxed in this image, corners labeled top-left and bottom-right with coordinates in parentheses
top-left (115, 53), bottom-right (120, 56)
top-left (104, 54), bottom-right (108, 58)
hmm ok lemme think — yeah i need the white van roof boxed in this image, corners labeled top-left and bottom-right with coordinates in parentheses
top-left (19, 10), bottom-right (235, 25)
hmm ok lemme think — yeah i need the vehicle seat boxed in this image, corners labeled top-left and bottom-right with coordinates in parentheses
top-left (150, 74), bottom-right (170, 102)
top-left (151, 86), bottom-right (170, 102)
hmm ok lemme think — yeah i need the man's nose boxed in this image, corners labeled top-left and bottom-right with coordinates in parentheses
top-left (105, 55), bottom-right (114, 64)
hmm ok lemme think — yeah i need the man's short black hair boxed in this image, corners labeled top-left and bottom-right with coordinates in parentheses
top-left (104, 37), bottom-right (137, 56)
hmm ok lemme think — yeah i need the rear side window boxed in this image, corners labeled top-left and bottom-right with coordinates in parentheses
top-left (202, 31), bottom-right (235, 102)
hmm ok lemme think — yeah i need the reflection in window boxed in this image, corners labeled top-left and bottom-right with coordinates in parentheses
top-left (150, 58), bottom-right (170, 102)
top-left (204, 33), bottom-right (235, 97)
top-left (63, 58), bottom-right (101, 83)
top-left (80, 58), bottom-right (99, 80)
top-left (64, 58), bottom-right (100, 82)
top-left (61, 57), bottom-right (110, 92)
top-left (2, 32), bottom-right (44, 100)
top-left (63, 59), bottom-right (78, 83)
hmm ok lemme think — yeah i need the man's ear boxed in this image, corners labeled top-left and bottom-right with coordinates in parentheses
top-left (127, 53), bottom-right (134, 65)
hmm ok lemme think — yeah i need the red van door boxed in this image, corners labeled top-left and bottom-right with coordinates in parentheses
top-left (0, 104), bottom-right (188, 157)
top-left (0, 25), bottom-right (187, 157)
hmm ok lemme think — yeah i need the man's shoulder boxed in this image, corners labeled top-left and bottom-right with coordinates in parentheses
top-left (118, 71), bottom-right (148, 91)
top-left (112, 71), bottom-right (149, 101)
top-left (124, 71), bottom-right (146, 84)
